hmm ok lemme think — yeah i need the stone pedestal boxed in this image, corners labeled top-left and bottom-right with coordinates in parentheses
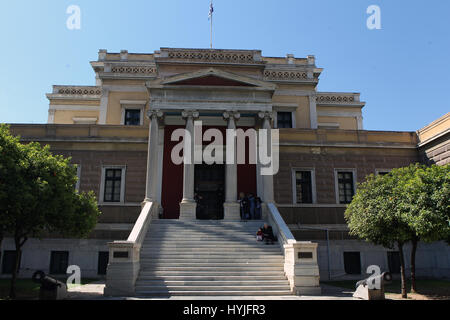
top-left (179, 201), bottom-right (197, 220)
top-left (104, 241), bottom-right (141, 297)
top-left (284, 242), bottom-right (321, 296)
top-left (223, 202), bottom-right (241, 221)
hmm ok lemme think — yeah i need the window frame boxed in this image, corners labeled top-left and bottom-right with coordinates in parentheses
top-left (99, 166), bottom-right (127, 204)
top-left (334, 169), bottom-right (357, 204)
top-left (120, 101), bottom-right (146, 126)
top-left (291, 168), bottom-right (317, 204)
top-left (343, 251), bottom-right (362, 275)
top-left (75, 164), bottom-right (81, 192)
top-left (375, 168), bottom-right (391, 176)
top-left (276, 111), bottom-right (294, 129)
top-left (97, 251), bottom-right (109, 275)
top-left (49, 251), bottom-right (69, 275)
top-left (1, 250), bottom-right (21, 275)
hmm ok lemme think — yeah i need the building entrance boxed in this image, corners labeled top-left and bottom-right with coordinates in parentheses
top-left (194, 164), bottom-right (225, 220)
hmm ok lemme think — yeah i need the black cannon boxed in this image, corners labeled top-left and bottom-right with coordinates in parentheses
top-left (353, 272), bottom-right (392, 300)
top-left (32, 271), bottom-right (67, 300)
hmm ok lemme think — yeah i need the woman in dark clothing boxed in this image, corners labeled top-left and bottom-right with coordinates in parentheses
top-left (261, 223), bottom-right (275, 244)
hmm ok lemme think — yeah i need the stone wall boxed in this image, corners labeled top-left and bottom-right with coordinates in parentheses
top-left (274, 145), bottom-right (419, 205)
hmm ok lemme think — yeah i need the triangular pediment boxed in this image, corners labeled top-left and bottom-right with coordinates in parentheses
top-left (149, 68), bottom-right (276, 90)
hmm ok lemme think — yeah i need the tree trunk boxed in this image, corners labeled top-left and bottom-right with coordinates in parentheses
top-left (398, 241), bottom-right (408, 299)
top-left (410, 237), bottom-right (418, 293)
top-left (9, 236), bottom-right (23, 299)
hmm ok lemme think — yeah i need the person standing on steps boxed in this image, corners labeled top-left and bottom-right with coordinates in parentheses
top-left (240, 192), bottom-right (250, 220)
top-left (255, 197), bottom-right (262, 220)
top-left (248, 193), bottom-right (256, 220)
top-left (238, 192), bottom-right (246, 220)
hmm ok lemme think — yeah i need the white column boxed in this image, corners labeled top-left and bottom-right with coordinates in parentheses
top-left (144, 110), bottom-right (164, 203)
top-left (179, 110), bottom-right (199, 220)
top-left (223, 111), bottom-right (241, 220)
top-left (258, 112), bottom-right (275, 204)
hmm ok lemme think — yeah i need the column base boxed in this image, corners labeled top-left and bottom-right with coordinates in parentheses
top-left (179, 201), bottom-right (197, 220)
top-left (223, 202), bottom-right (241, 221)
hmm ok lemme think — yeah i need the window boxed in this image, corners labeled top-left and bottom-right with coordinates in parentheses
top-left (337, 171), bottom-right (355, 204)
top-left (277, 112), bottom-right (293, 128)
top-left (74, 164), bottom-right (81, 191)
top-left (98, 252), bottom-right (109, 275)
top-left (50, 251), bottom-right (69, 275)
top-left (387, 251), bottom-right (401, 274)
top-left (295, 171), bottom-right (313, 204)
top-left (2, 251), bottom-right (21, 274)
top-left (375, 169), bottom-right (391, 176)
top-left (124, 109), bottom-right (141, 126)
top-left (103, 168), bottom-right (123, 203)
top-left (343, 252), bottom-right (361, 275)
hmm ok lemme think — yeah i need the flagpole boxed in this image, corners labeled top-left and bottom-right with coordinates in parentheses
top-left (210, 1), bottom-right (213, 49)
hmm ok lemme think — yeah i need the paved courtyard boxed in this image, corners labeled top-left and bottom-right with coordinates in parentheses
top-left (67, 281), bottom-right (357, 300)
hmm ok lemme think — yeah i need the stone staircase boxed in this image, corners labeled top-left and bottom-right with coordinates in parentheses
top-left (135, 220), bottom-right (292, 297)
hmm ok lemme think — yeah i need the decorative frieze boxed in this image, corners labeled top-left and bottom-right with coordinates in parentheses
top-left (110, 66), bottom-right (157, 75)
top-left (316, 93), bottom-right (358, 104)
top-left (163, 49), bottom-right (259, 64)
top-left (54, 86), bottom-right (102, 96)
top-left (264, 70), bottom-right (308, 81)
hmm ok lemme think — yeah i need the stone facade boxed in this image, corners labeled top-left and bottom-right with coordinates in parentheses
top-left (1, 48), bottom-right (449, 285)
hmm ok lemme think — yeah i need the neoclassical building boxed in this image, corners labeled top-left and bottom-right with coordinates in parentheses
top-left (2, 48), bottom-right (449, 296)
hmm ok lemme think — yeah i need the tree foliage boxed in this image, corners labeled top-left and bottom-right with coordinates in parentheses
top-left (0, 124), bottom-right (101, 298)
top-left (345, 163), bottom-right (450, 298)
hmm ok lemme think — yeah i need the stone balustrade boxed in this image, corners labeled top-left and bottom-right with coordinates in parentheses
top-left (104, 201), bottom-right (158, 296)
top-left (266, 202), bottom-right (321, 295)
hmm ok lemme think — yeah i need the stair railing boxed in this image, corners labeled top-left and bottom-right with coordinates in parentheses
top-left (265, 202), bottom-right (321, 296)
top-left (104, 201), bottom-right (158, 296)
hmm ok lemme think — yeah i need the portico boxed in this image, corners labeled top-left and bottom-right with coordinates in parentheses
top-left (144, 68), bottom-right (276, 220)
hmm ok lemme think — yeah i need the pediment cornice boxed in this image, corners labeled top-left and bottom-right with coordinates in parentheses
top-left (146, 68), bottom-right (276, 91)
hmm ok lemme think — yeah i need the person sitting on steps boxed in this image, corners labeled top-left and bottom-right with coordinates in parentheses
top-left (261, 223), bottom-right (275, 245)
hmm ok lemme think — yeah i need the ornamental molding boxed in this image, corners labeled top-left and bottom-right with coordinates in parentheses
top-left (157, 48), bottom-right (263, 65)
top-left (53, 86), bottom-right (102, 96)
top-left (315, 93), bottom-right (365, 106)
top-left (110, 65), bottom-right (157, 75)
top-left (264, 69), bottom-right (309, 81)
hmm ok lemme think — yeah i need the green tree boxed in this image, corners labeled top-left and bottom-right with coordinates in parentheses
top-left (0, 124), bottom-right (100, 299)
top-left (399, 164), bottom-right (450, 292)
top-left (345, 170), bottom-right (412, 298)
top-left (345, 164), bottom-right (450, 299)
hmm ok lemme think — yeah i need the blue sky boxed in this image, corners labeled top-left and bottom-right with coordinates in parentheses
top-left (0, 0), bottom-right (448, 131)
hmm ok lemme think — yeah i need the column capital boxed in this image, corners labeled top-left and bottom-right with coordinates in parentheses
top-left (258, 111), bottom-right (274, 121)
top-left (147, 109), bottom-right (164, 119)
top-left (182, 110), bottom-right (199, 119)
top-left (223, 111), bottom-right (241, 121)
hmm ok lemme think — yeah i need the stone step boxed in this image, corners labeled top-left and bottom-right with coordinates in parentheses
top-left (143, 241), bottom-right (279, 245)
top-left (145, 236), bottom-right (260, 240)
top-left (140, 254), bottom-right (283, 259)
top-left (151, 221), bottom-right (264, 224)
top-left (135, 285), bottom-right (290, 291)
top-left (146, 233), bottom-right (260, 237)
top-left (142, 248), bottom-right (280, 252)
top-left (137, 275), bottom-right (287, 281)
top-left (140, 258), bottom-right (283, 264)
top-left (136, 280), bottom-right (289, 286)
top-left (139, 270), bottom-right (286, 276)
top-left (140, 266), bottom-right (284, 272)
top-left (140, 260), bottom-right (284, 266)
top-left (134, 290), bottom-right (292, 296)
